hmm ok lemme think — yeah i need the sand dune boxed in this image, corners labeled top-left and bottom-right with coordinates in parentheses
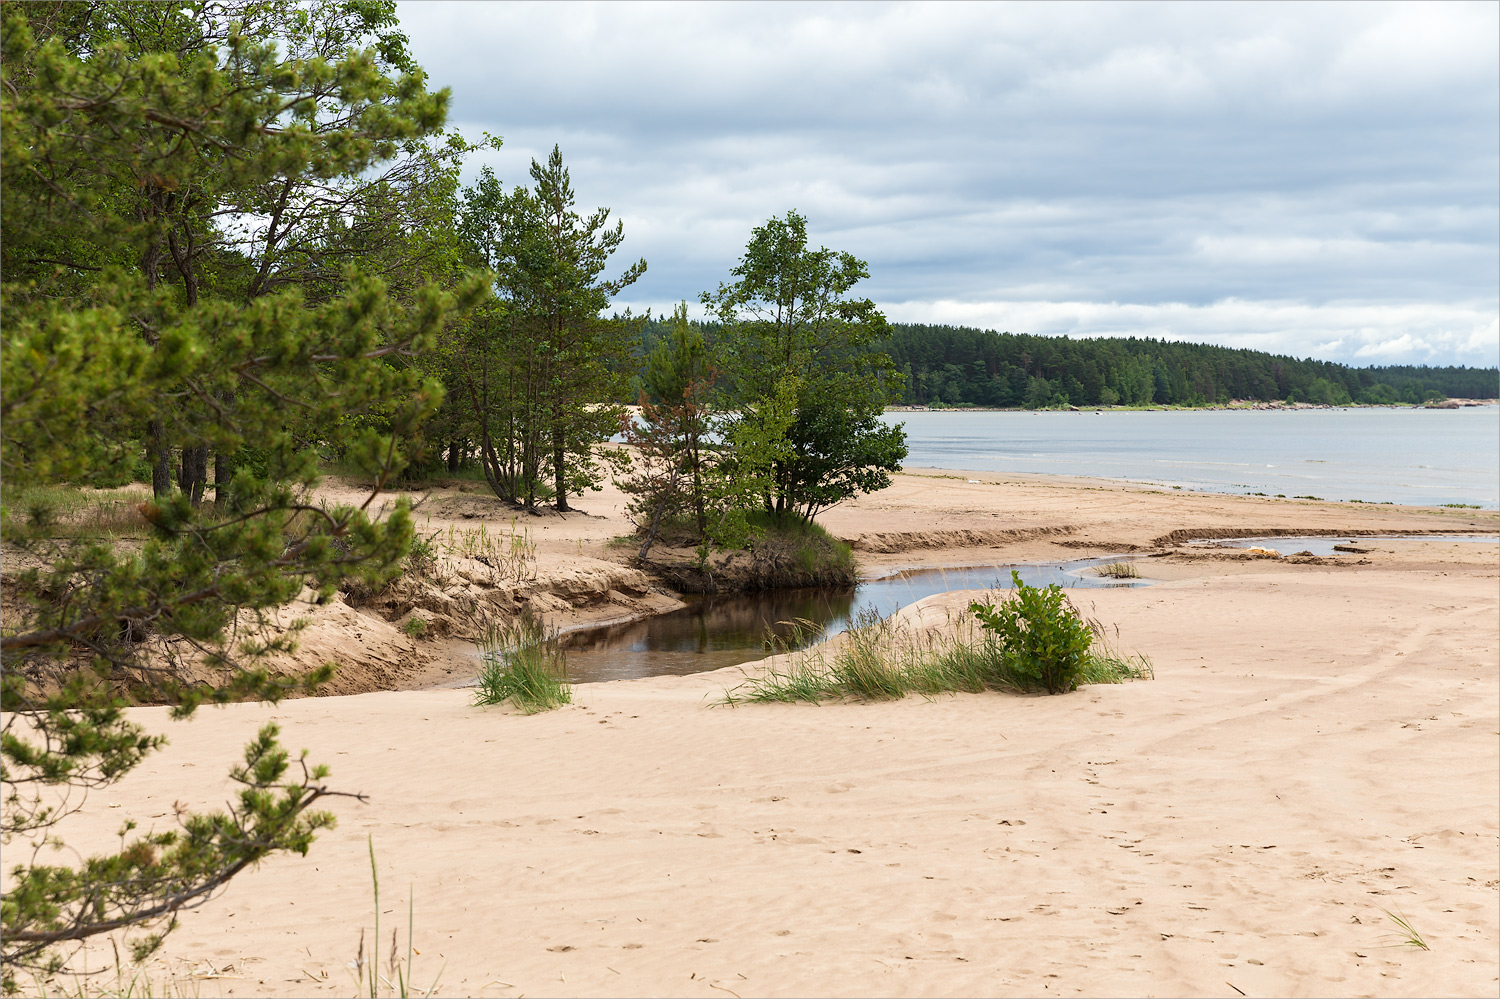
top-left (9, 475), bottom-right (1498, 997)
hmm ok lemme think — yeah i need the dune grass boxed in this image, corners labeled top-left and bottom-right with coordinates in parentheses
top-left (722, 580), bottom-right (1152, 705)
top-left (351, 837), bottom-right (443, 998)
top-left (1382, 908), bottom-right (1431, 951)
top-left (1094, 560), bottom-right (1139, 579)
top-left (472, 617), bottom-right (572, 713)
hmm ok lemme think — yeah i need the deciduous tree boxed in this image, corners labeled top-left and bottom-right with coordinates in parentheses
top-left (702, 211), bottom-right (906, 522)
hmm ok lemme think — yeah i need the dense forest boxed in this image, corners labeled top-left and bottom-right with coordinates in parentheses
top-left (881, 325), bottom-right (1499, 407)
top-left (635, 320), bottom-right (1498, 408)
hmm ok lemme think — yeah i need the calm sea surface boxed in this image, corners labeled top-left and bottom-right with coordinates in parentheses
top-left (882, 406), bottom-right (1500, 509)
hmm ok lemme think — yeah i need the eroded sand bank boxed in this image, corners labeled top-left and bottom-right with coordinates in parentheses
top-left (10, 473), bottom-right (1498, 997)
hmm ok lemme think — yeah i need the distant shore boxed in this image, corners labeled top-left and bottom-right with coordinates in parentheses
top-left (885, 397), bottom-right (1499, 412)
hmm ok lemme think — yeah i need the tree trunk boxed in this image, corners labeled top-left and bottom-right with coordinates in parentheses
top-left (179, 445), bottom-right (208, 505)
top-left (637, 467), bottom-right (680, 563)
top-left (552, 420), bottom-right (569, 512)
top-left (687, 431), bottom-right (706, 536)
top-left (149, 420), bottom-right (172, 498)
top-left (214, 448), bottom-right (231, 507)
top-left (446, 440), bottom-right (462, 473)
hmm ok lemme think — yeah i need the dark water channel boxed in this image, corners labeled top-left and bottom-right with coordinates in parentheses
top-left (554, 558), bottom-right (1151, 685)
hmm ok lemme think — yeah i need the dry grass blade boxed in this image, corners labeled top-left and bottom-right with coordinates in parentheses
top-left (1381, 908), bottom-right (1430, 950)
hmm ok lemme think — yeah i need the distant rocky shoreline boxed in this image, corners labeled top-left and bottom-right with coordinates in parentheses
top-left (885, 397), bottom-right (1497, 413)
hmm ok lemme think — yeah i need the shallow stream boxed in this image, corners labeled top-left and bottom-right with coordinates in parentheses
top-left (554, 557), bottom-right (1149, 684)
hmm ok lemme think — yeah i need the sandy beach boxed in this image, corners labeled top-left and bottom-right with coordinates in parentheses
top-left (11, 470), bottom-right (1498, 998)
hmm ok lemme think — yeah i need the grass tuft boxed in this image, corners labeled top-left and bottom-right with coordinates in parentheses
top-left (352, 837), bottom-right (444, 998)
top-left (1381, 908), bottom-right (1430, 951)
top-left (1094, 560), bottom-right (1139, 579)
top-left (1, 484), bottom-right (149, 542)
top-left (472, 617), bottom-right (572, 713)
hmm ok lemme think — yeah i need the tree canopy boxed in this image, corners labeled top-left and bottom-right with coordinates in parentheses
top-left (454, 147), bottom-right (646, 510)
top-left (702, 211), bottom-right (907, 522)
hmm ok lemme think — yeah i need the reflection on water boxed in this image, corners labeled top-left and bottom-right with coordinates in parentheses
top-left (556, 558), bottom-right (1149, 684)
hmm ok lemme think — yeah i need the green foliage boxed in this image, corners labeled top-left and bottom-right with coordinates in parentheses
top-left (472, 618), bottom-right (572, 714)
top-left (0, 1), bottom-right (486, 982)
top-left (456, 148), bottom-right (644, 511)
top-left (969, 572), bottom-right (1096, 694)
top-left (703, 211), bottom-right (907, 521)
top-left (722, 599), bottom-right (1151, 705)
top-left (1, 721), bottom-right (352, 982)
top-left (741, 511), bottom-right (856, 588)
top-left (883, 323), bottom-right (1495, 408)
top-left (617, 304), bottom-right (722, 555)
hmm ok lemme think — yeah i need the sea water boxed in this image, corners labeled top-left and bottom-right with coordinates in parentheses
top-left (884, 406), bottom-right (1499, 509)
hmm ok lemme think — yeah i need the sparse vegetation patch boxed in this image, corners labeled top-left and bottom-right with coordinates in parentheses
top-left (1094, 560), bottom-right (1139, 579)
top-left (723, 574), bottom-right (1151, 704)
top-left (472, 617), bottom-right (572, 713)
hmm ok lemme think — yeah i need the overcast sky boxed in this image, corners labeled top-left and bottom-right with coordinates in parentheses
top-left (396, 1), bottom-right (1498, 368)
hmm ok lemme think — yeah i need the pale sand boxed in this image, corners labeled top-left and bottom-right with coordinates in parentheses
top-left (14, 474), bottom-right (1499, 997)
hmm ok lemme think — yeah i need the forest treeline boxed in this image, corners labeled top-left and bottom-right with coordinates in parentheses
top-left (880, 325), bottom-right (1498, 407)
top-left (634, 320), bottom-right (1498, 409)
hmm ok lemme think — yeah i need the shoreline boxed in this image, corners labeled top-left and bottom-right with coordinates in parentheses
top-left (11, 466), bottom-right (1488, 698)
top-left (884, 397), bottom-right (1500, 413)
top-left (272, 466), bottom-right (1500, 694)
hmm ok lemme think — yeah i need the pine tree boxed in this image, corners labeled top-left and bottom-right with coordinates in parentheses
top-left (618, 304), bottom-right (717, 556)
top-left (458, 147), bottom-right (646, 511)
top-left (0, 4), bottom-right (484, 981)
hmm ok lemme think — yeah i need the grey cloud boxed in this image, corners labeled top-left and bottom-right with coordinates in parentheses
top-left (398, 0), bottom-right (1498, 366)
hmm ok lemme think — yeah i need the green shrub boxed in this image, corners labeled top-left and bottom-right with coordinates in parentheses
top-left (402, 616), bottom-right (427, 639)
top-left (969, 571), bottom-right (1094, 694)
top-left (472, 617), bottom-right (571, 713)
top-left (722, 593), bottom-right (1151, 705)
